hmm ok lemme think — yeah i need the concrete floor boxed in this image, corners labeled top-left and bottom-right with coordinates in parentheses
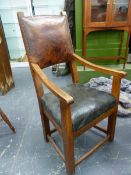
top-left (0, 67), bottom-right (131, 175)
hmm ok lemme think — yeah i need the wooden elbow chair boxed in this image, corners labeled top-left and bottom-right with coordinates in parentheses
top-left (17, 12), bottom-right (127, 175)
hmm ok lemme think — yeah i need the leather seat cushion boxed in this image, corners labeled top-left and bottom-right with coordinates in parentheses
top-left (41, 84), bottom-right (116, 131)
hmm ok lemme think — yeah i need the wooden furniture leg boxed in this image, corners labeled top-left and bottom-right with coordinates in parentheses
top-left (117, 31), bottom-right (124, 64)
top-left (0, 108), bottom-right (16, 133)
top-left (107, 110), bottom-right (117, 141)
top-left (83, 31), bottom-right (90, 70)
top-left (61, 101), bottom-right (75, 175)
top-left (123, 31), bottom-right (130, 69)
top-left (0, 17), bottom-right (15, 95)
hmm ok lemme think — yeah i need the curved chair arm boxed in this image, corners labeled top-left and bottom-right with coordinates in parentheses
top-left (31, 63), bottom-right (74, 105)
top-left (72, 53), bottom-right (127, 78)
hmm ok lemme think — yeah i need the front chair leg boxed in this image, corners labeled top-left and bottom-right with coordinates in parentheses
top-left (60, 101), bottom-right (75, 175)
top-left (63, 132), bottom-right (75, 175)
top-left (107, 110), bottom-right (118, 142)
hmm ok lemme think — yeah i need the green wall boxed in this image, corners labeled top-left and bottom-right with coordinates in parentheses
top-left (75, 0), bottom-right (128, 64)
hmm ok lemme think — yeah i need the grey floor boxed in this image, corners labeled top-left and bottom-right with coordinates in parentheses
top-left (0, 67), bottom-right (131, 175)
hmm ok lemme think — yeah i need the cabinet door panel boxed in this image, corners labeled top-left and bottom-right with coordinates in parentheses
top-left (91, 0), bottom-right (108, 22)
top-left (113, 0), bottom-right (129, 22)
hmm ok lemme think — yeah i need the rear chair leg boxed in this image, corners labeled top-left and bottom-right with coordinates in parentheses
top-left (107, 111), bottom-right (117, 141)
top-left (41, 111), bottom-right (51, 142)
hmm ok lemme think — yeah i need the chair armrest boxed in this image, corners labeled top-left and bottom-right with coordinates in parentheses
top-left (72, 53), bottom-right (127, 78)
top-left (31, 63), bottom-right (74, 105)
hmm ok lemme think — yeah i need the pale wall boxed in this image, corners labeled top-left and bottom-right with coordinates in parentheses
top-left (0, 0), bottom-right (65, 60)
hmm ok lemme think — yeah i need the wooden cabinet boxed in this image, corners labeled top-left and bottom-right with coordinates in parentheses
top-left (83, 0), bottom-right (131, 67)
top-left (0, 17), bottom-right (14, 95)
top-left (84, 0), bottom-right (130, 27)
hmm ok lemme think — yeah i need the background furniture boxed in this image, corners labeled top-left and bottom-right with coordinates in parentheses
top-left (0, 108), bottom-right (15, 133)
top-left (75, 0), bottom-right (130, 65)
top-left (0, 17), bottom-right (14, 95)
top-left (18, 12), bottom-right (126, 175)
top-left (129, 0), bottom-right (131, 54)
top-left (83, 0), bottom-right (131, 68)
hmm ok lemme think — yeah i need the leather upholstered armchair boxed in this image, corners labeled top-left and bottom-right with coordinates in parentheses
top-left (17, 12), bottom-right (127, 175)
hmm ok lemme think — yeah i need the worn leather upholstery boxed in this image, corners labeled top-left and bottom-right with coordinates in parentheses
top-left (42, 84), bottom-right (116, 131)
top-left (21, 15), bottom-right (73, 68)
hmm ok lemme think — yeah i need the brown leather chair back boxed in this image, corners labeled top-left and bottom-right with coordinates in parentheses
top-left (18, 14), bottom-right (73, 68)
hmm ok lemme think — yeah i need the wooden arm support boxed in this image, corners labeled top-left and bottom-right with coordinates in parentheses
top-left (72, 53), bottom-right (127, 102)
top-left (31, 63), bottom-right (74, 105)
top-left (72, 53), bottom-right (127, 78)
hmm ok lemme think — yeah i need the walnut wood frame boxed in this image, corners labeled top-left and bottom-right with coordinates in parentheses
top-left (0, 108), bottom-right (16, 133)
top-left (0, 17), bottom-right (15, 95)
top-left (83, 0), bottom-right (131, 69)
top-left (17, 12), bottom-right (127, 175)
